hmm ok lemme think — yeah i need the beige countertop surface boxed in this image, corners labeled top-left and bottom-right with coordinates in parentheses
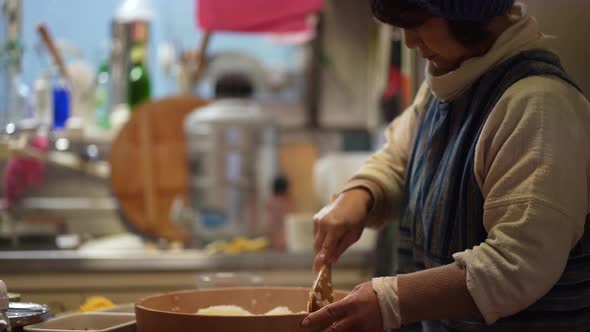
top-left (0, 249), bottom-right (372, 273)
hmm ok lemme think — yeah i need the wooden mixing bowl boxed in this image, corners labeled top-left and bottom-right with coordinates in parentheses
top-left (135, 287), bottom-right (349, 332)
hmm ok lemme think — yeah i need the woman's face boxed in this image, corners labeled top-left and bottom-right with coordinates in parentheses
top-left (403, 17), bottom-right (476, 73)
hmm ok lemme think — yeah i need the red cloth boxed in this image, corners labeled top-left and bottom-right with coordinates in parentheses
top-left (384, 66), bottom-right (402, 99)
top-left (197, 0), bottom-right (323, 33)
top-left (2, 134), bottom-right (49, 209)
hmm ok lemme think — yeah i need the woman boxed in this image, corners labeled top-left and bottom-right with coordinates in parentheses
top-left (303, 0), bottom-right (590, 331)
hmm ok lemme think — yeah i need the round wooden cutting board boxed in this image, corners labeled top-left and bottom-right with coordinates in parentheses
top-left (109, 96), bottom-right (208, 242)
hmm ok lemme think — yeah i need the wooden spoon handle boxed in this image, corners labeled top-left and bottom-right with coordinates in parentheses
top-left (37, 23), bottom-right (69, 81)
top-left (191, 30), bottom-right (212, 82)
top-left (307, 264), bottom-right (334, 312)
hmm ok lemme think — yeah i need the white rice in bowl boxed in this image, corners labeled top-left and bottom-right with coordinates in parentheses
top-left (196, 305), bottom-right (254, 316)
top-left (196, 305), bottom-right (302, 316)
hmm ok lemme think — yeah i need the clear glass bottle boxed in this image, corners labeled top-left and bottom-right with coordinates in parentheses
top-left (0, 280), bottom-right (11, 332)
top-left (95, 61), bottom-right (111, 129)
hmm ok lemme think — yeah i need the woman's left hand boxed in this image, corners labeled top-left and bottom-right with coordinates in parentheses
top-left (302, 281), bottom-right (384, 332)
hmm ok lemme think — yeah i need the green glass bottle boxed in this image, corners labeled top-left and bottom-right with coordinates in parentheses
top-left (128, 45), bottom-right (151, 111)
top-left (95, 61), bottom-right (111, 129)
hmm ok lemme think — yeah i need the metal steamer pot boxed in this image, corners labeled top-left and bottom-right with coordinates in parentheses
top-left (183, 101), bottom-right (277, 242)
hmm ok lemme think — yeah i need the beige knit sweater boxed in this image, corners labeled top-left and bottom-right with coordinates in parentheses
top-left (344, 4), bottom-right (590, 326)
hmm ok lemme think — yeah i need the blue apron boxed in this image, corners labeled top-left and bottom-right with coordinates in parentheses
top-left (397, 49), bottom-right (590, 331)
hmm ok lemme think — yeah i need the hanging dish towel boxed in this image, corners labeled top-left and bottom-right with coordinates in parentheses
top-left (197, 0), bottom-right (324, 33)
top-left (2, 134), bottom-right (49, 209)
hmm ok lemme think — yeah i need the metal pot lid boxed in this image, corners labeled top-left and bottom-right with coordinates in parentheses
top-left (8, 302), bottom-right (51, 328)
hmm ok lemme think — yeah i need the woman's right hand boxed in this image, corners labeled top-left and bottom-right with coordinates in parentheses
top-left (313, 188), bottom-right (374, 271)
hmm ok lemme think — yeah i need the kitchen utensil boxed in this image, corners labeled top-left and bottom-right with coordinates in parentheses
top-left (177, 30), bottom-right (211, 94)
top-left (135, 287), bottom-right (349, 332)
top-left (36, 24), bottom-right (68, 82)
top-left (184, 98), bottom-right (276, 240)
top-left (109, 96), bottom-right (207, 242)
top-left (307, 264), bottom-right (334, 313)
top-left (306, 194), bottom-right (337, 312)
top-left (191, 30), bottom-right (211, 83)
top-left (8, 302), bottom-right (51, 332)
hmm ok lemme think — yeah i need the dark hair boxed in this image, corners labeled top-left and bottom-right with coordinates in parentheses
top-left (370, 0), bottom-right (492, 48)
top-left (448, 21), bottom-right (492, 48)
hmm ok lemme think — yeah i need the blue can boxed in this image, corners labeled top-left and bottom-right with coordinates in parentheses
top-left (52, 85), bottom-right (70, 129)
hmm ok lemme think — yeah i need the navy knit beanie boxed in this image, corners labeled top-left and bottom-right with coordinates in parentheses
top-left (412, 0), bottom-right (515, 21)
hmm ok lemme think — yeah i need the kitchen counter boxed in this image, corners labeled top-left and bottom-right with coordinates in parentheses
top-left (0, 250), bottom-right (371, 273)
top-left (0, 250), bottom-right (373, 314)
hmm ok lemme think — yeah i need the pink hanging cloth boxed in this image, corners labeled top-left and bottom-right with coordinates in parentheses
top-left (2, 134), bottom-right (49, 209)
top-left (197, 0), bottom-right (324, 33)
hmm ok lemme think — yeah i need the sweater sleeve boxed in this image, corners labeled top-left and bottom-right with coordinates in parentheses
top-left (340, 82), bottom-right (431, 228)
top-left (453, 76), bottom-right (590, 324)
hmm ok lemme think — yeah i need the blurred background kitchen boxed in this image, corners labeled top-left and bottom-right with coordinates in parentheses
top-left (0, 0), bottom-right (588, 318)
